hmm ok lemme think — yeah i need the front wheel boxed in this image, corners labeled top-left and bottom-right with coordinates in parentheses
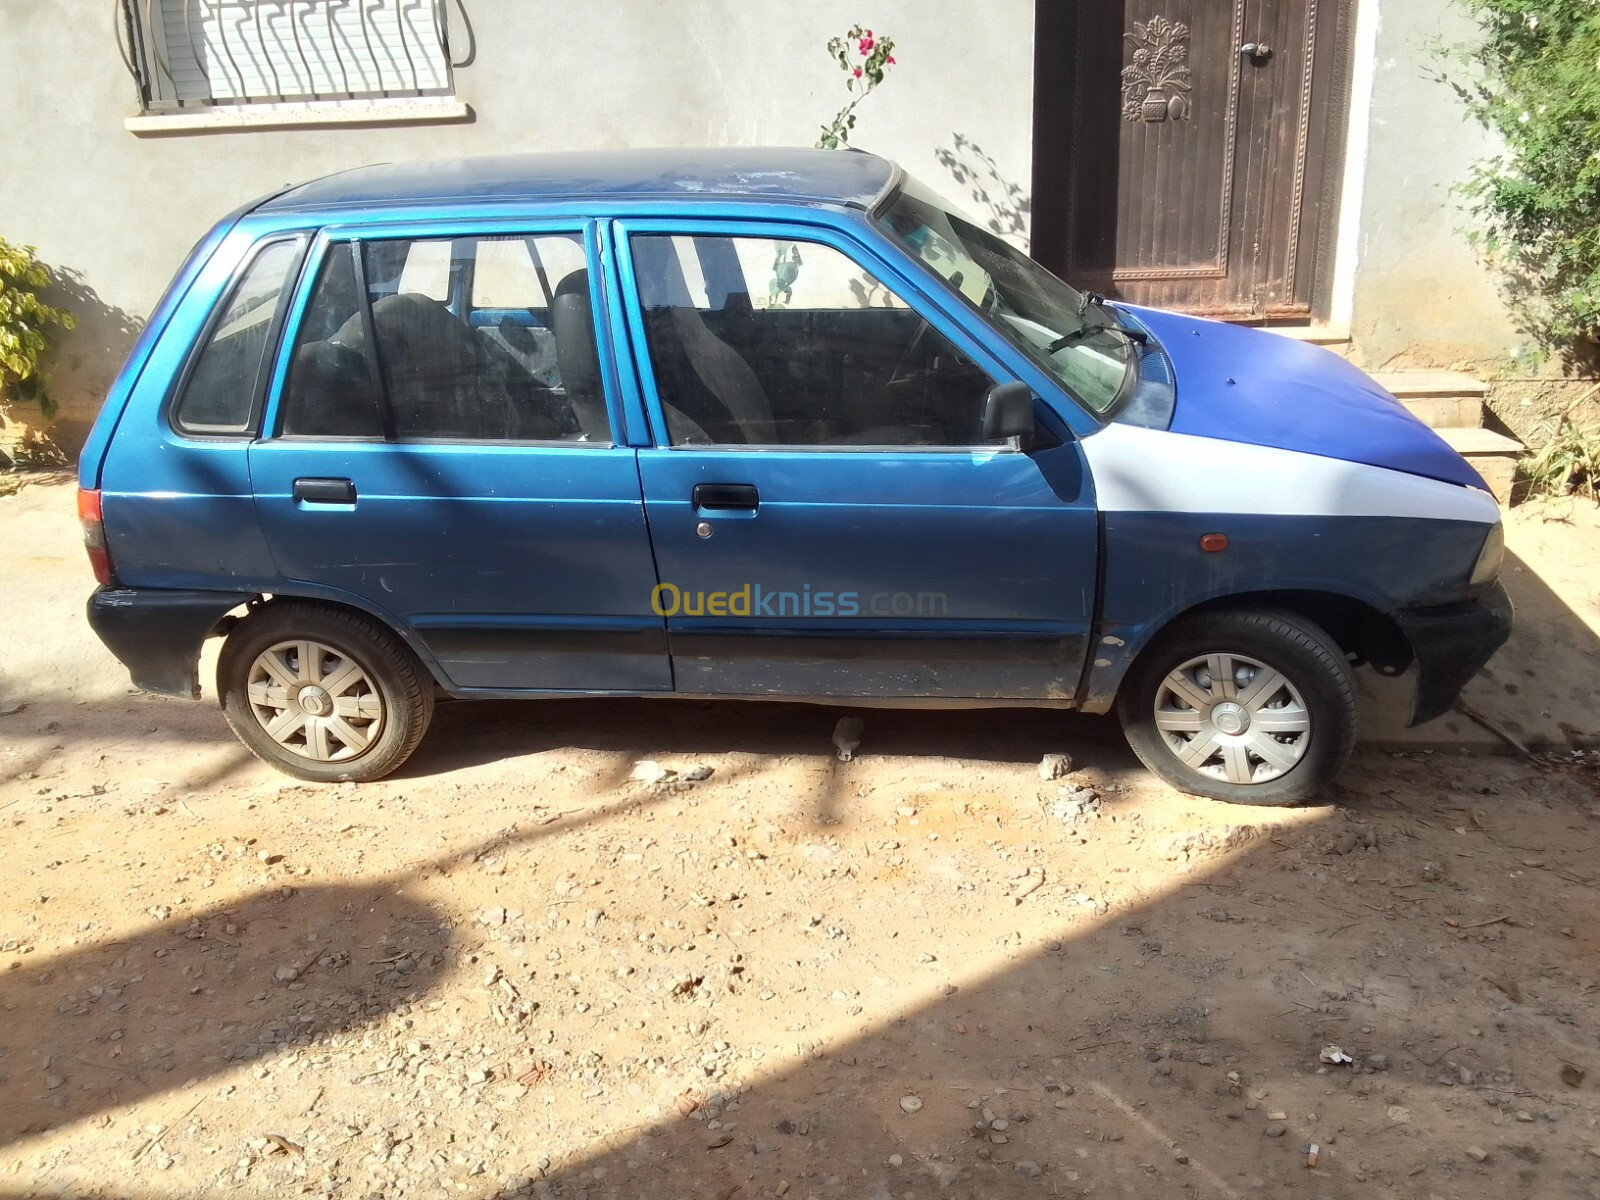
top-left (1118, 608), bottom-right (1357, 805)
top-left (218, 602), bottom-right (434, 783)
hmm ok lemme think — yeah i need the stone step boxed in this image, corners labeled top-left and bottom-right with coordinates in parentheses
top-left (1369, 369), bottom-right (1492, 430)
top-left (1434, 426), bottom-right (1524, 502)
top-left (1398, 394), bottom-right (1485, 430)
top-left (1257, 323), bottom-right (1354, 357)
top-left (1368, 370), bottom-right (1490, 399)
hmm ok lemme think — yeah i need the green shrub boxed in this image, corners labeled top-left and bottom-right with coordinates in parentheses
top-left (0, 238), bottom-right (75, 419)
top-left (1457, 1), bottom-right (1600, 355)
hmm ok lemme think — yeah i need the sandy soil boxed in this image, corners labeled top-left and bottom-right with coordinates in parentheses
top-left (3, 477), bottom-right (1600, 1200)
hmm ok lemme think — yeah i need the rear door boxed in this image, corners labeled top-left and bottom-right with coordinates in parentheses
top-left (616, 220), bottom-right (1100, 700)
top-left (248, 220), bottom-right (669, 693)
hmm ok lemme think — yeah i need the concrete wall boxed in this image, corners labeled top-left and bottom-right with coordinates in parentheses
top-left (0, 0), bottom-right (1036, 456)
top-left (1346, 0), bottom-right (1522, 370)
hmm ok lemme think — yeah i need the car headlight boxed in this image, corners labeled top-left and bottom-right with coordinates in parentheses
top-left (1469, 522), bottom-right (1504, 588)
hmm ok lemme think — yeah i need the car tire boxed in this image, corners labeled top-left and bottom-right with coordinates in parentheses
top-left (218, 602), bottom-right (434, 783)
top-left (1117, 607), bottom-right (1356, 806)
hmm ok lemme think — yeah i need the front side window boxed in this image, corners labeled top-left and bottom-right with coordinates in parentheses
top-left (279, 233), bottom-right (606, 442)
top-left (631, 233), bottom-right (999, 447)
top-left (877, 179), bottom-right (1137, 414)
top-left (172, 238), bottom-right (302, 436)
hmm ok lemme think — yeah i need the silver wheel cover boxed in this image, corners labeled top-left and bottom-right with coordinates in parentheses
top-left (245, 639), bottom-right (384, 762)
top-left (1153, 652), bottom-right (1312, 785)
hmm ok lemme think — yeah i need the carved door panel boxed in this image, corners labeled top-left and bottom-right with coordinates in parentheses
top-left (1032, 0), bottom-right (1354, 318)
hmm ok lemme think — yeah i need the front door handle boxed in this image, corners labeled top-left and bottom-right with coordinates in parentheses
top-left (692, 483), bottom-right (759, 511)
top-left (1241, 42), bottom-right (1273, 61)
top-left (292, 477), bottom-right (357, 505)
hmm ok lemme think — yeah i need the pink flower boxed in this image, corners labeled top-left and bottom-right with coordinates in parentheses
top-left (858, 35), bottom-right (875, 54)
top-left (886, 55), bottom-right (895, 65)
top-left (853, 67), bottom-right (863, 77)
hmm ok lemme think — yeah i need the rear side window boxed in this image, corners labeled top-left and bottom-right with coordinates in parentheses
top-left (277, 233), bottom-right (606, 443)
top-left (172, 239), bottom-right (302, 436)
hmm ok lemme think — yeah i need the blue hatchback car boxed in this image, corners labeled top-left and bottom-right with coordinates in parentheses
top-left (78, 148), bottom-right (1511, 804)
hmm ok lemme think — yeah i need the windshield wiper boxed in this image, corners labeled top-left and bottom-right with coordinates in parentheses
top-left (1044, 292), bottom-right (1149, 354)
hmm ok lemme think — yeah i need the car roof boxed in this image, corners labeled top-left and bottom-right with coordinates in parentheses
top-left (257, 147), bottom-right (900, 216)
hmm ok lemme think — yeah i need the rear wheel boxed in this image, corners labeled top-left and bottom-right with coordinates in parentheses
top-left (218, 602), bottom-right (433, 783)
top-left (1118, 608), bottom-right (1356, 805)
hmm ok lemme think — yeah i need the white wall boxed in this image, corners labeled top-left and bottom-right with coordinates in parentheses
top-left (0, 0), bottom-right (1036, 451)
top-left (1345, 0), bottom-right (1523, 368)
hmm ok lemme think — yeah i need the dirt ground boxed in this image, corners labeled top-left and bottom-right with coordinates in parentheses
top-left (3, 477), bottom-right (1600, 1200)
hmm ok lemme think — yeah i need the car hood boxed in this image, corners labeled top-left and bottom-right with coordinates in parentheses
top-left (1123, 307), bottom-right (1486, 490)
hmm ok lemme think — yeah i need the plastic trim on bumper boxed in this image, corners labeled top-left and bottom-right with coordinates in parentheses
top-left (86, 587), bottom-right (252, 699)
top-left (1395, 580), bottom-right (1514, 727)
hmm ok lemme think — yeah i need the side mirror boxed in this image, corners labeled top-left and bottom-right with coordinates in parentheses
top-left (981, 381), bottom-right (1038, 448)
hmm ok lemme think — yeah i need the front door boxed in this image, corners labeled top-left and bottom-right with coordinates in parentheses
top-left (249, 225), bottom-right (670, 693)
top-left (1032, 0), bottom-right (1355, 318)
top-left (618, 223), bottom-right (1099, 700)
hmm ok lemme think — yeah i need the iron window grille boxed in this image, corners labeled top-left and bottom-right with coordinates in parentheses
top-left (116, 0), bottom-right (465, 110)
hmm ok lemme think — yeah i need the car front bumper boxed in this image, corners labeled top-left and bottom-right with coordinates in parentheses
top-left (1395, 580), bottom-right (1514, 727)
top-left (86, 586), bottom-right (252, 699)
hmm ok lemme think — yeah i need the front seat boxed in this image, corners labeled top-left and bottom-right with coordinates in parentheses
top-left (663, 304), bottom-right (778, 444)
top-left (550, 271), bottom-right (613, 442)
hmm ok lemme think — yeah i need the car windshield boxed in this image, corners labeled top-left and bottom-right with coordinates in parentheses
top-left (876, 180), bottom-right (1135, 414)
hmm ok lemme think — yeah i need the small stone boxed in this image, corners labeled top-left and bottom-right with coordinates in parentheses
top-left (887, 1154), bottom-right (903, 1168)
top-left (1264, 1124), bottom-right (1287, 1138)
top-left (1466, 1146), bottom-right (1489, 1162)
top-left (1267, 1111), bottom-right (1288, 1122)
top-left (989, 1132), bottom-right (1009, 1145)
top-left (479, 907), bottom-right (506, 927)
top-left (898, 1095), bottom-right (923, 1114)
top-left (630, 759), bottom-right (674, 785)
top-left (1515, 1110), bottom-right (1534, 1122)
top-left (1037, 753), bottom-right (1072, 781)
top-left (1365, 1054), bottom-right (1389, 1072)
top-left (274, 966), bottom-right (298, 983)
top-left (1014, 1160), bottom-right (1043, 1178)
top-left (44, 1073), bottom-right (63, 1090)
top-left (991, 1119), bottom-right (1009, 1132)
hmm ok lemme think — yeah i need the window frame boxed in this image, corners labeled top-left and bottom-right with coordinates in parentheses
top-left (614, 217), bottom-right (1045, 454)
top-left (261, 219), bottom-right (623, 449)
top-left (166, 233), bottom-right (309, 442)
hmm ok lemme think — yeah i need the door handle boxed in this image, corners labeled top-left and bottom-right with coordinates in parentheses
top-left (292, 477), bottom-right (357, 505)
top-left (692, 483), bottom-right (759, 511)
top-left (1241, 42), bottom-right (1273, 61)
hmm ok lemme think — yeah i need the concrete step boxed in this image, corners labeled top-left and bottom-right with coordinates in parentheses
top-left (1369, 370), bottom-right (1491, 430)
top-left (1258, 323), bottom-right (1354, 357)
top-left (1434, 426), bottom-right (1524, 501)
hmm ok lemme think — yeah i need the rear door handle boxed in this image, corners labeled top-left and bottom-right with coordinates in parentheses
top-left (292, 477), bottom-right (357, 505)
top-left (692, 483), bottom-right (759, 511)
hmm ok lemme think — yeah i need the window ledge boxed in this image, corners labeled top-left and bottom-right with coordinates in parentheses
top-left (126, 96), bottom-right (470, 135)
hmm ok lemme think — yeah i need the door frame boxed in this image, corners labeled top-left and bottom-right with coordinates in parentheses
top-left (1030, 0), bottom-right (1362, 323)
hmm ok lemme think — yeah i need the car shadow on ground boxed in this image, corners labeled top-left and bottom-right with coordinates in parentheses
top-left (3, 750), bottom-right (1596, 1198)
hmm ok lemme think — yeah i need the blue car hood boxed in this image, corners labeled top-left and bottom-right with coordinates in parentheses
top-left (1124, 307), bottom-right (1486, 490)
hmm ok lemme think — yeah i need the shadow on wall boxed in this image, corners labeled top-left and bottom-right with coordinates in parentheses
top-left (0, 269), bottom-right (144, 464)
top-left (933, 134), bottom-right (1031, 245)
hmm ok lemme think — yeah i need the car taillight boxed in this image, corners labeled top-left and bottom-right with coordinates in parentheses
top-left (77, 488), bottom-right (114, 585)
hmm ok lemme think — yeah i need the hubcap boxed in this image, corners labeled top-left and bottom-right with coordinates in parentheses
top-left (245, 639), bottom-right (383, 762)
top-left (1153, 652), bottom-right (1311, 786)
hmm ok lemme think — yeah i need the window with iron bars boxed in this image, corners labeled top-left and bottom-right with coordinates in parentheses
top-left (116, 0), bottom-right (465, 110)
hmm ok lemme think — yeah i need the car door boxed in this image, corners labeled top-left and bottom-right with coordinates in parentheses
top-left (248, 221), bottom-right (670, 693)
top-left (616, 219), bottom-right (1099, 700)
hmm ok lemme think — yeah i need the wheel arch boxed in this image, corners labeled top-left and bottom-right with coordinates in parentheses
top-left (1081, 587), bottom-right (1414, 714)
top-left (226, 591), bottom-right (456, 694)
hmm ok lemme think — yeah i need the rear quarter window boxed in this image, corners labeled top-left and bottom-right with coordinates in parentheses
top-left (171, 238), bottom-right (304, 436)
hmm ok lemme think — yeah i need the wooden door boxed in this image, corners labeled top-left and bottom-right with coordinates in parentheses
top-left (1031, 0), bottom-right (1356, 319)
